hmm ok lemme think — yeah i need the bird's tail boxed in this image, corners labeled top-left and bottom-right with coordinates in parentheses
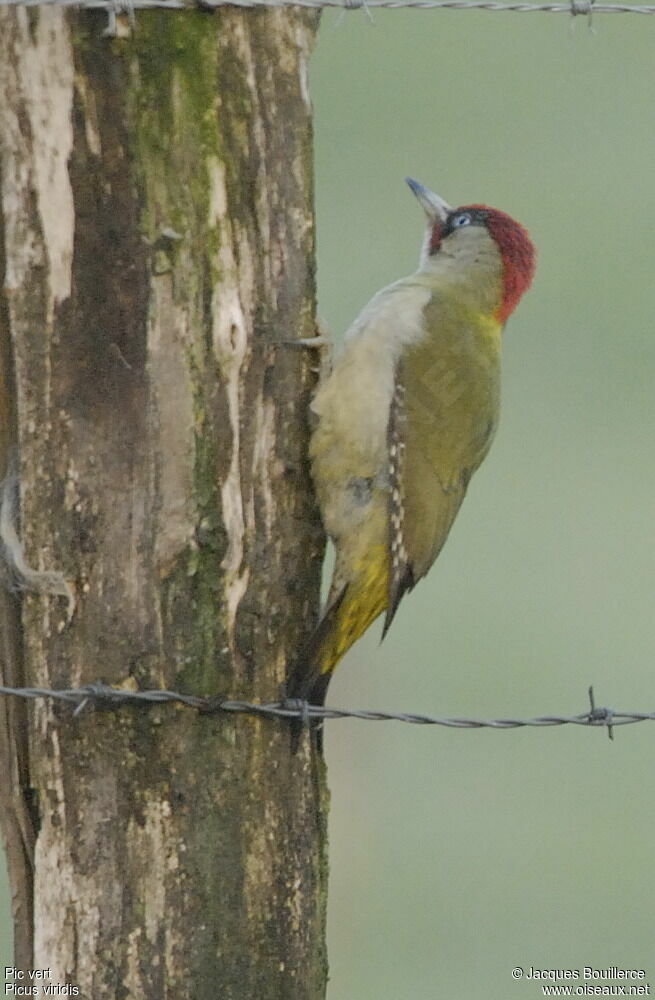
top-left (290, 545), bottom-right (390, 707)
top-left (288, 576), bottom-right (385, 753)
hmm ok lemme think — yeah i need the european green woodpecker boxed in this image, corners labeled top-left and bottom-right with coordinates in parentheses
top-left (292, 179), bottom-right (536, 707)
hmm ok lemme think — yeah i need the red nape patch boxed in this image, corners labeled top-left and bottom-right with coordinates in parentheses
top-left (465, 204), bottom-right (536, 324)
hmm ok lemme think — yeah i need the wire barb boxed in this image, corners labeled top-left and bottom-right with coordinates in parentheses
top-left (0, 681), bottom-right (649, 737)
top-left (587, 684), bottom-right (614, 740)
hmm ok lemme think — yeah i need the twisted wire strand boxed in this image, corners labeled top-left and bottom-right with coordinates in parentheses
top-left (0, 0), bottom-right (652, 14)
top-left (0, 681), bottom-right (647, 736)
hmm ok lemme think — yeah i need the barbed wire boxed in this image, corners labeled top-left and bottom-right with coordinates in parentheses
top-left (0, 681), bottom-right (650, 739)
top-left (0, 0), bottom-right (654, 16)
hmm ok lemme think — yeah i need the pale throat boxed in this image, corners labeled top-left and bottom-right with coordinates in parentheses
top-left (420, 238), bottom-right (505, 318)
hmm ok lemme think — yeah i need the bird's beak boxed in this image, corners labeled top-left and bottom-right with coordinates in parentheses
top-left (405, 178), bottom-right (452, 223)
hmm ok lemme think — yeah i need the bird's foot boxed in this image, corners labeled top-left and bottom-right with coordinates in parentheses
top-left (284, 319), bottom-right (333, 381)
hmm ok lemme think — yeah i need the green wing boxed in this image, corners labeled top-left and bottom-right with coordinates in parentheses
top-left (384, 310), bottom-right (500, 635)
top-left (384, 376), bottom-right (468, 634)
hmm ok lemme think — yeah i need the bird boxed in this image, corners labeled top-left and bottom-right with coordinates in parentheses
top-left (290, 178), bottom-right (536, 711)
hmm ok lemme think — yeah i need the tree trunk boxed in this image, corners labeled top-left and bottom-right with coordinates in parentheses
top-left (0, 7), bottom-right (327, 997)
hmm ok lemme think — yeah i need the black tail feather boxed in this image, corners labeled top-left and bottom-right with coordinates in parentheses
top-left (288, 668), bottom-right (334, 754)
top-left (287, 585), bottom-right (349, 753)
top-left (288, 610), bottom-right (342, 753)
top-left (287, 585), bottom-right (347, 700)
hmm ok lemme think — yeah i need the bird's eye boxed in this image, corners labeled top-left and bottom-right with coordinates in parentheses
top-left (451, 212), bottom-right (472, 228)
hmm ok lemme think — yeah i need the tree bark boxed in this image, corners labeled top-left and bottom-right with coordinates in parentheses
top-left (0, 7), bottom-right (327, 997)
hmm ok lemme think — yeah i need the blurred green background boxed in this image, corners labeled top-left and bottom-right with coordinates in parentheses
top-left (2, 8), bottom-right (655, 996)
top-left (311, 8), bottom-right (655, 1000)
